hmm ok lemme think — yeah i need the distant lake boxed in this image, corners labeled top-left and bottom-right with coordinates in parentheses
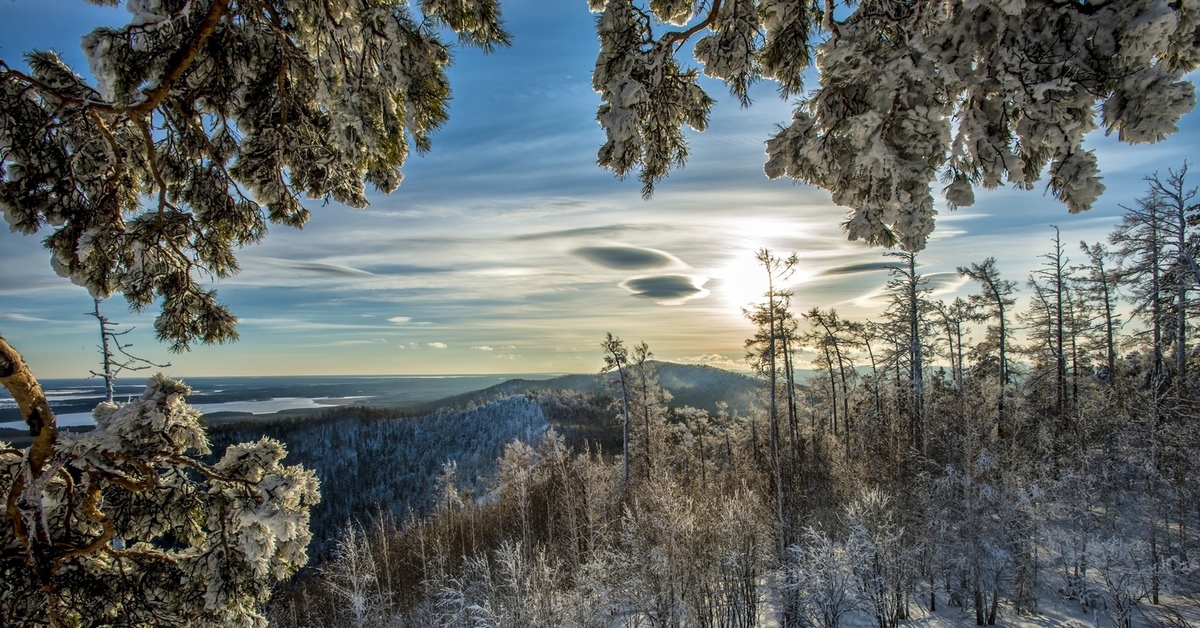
top-left (0, 374), bottom-right (561, 431)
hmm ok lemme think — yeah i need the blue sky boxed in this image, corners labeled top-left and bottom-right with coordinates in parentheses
top-left (1, 0), bottom-right (1197, 378)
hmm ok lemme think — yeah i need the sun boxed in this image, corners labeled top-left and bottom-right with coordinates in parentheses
top-left (698, 214), bottom-right (821, 311)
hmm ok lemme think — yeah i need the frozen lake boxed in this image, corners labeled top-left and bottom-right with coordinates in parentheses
top-left (0, 373), bottom-right (558, 431)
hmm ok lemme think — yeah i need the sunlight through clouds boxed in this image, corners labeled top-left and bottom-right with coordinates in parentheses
top-left (0, 0), bottom-right (1196, 377)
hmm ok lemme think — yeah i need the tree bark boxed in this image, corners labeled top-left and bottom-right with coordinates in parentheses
top-left (0, 334), bottom-right (57, 473)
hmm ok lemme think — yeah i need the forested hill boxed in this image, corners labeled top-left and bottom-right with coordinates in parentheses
top-left (206, 395), bottom-right (550, 556)
top-left (201, 362), bottom-right (759, 557)
top-left (426, 361), bottom-right (762, 415)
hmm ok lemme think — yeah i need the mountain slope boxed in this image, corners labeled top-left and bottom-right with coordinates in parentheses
top-left (423, 361), bottom-right (763, 415)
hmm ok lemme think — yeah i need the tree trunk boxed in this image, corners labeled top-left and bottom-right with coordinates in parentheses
top-left (0, 335), bottom-right (57, 473)
top-left (91, 298), bottom-right (117, 403)
top-left (0, 334), bottom-right (61, 589)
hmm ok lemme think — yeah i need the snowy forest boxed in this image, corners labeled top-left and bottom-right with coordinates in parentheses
top-left (1, 0), bottom-right (1198, 626)
top-left (257, 167), bottom-right (1200, 627)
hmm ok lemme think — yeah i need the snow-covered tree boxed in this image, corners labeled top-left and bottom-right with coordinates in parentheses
top-left (589, 0), bottom-right (1198, 250)
top-left (782, 527), bottom-right (864, 628)
top-left (743, 248), bottom-right (799, 554)
top-left (324, 523), bottom-right (385, 628)
top-left (959, 258), bottom-right (1018, 439)
top-left (1072, 240), bottom-right (1122, 385)
top-left (881, 251), bottom-right (933, 452)
top-left (1, 0), bottom-right (509, 351)
top-left (601, 333), bottom-right (634, 485)
top-left (0, 374), bottom-right (320, 626)
top-left (1110, 163), bottom-right (1199, 384)
top-left (0, 2), bottom-right (508, 621)
top-left (846, 488), bottom-right (915, 628)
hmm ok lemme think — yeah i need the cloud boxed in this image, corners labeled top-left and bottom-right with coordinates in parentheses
top-left (572, 245), bottom-right (679, 270)
top-left (256, 257), bottom-right (375, 277)
top-left (388, 316), bottom-right (413, 324)
top-left (1, 313), bottom-right (49, 322)
top-left (514, 224), bottom-right (636, 242)
top-left (427, 342), bottom-right (448, 349)
top-left (495, 354), bottom-right (520, 360)
top-left (677, 353), bottom-right (749, 371)
top-left (326, 338), bottom-right (388, 346)
top-left (820, 262), bottom-right (902, 276)
top-left (923, 272), bottom-right (969, 295)
top-left (472, 345), bottom-right (495, 351)
top-left (619, 275), bottom-right (710, 304)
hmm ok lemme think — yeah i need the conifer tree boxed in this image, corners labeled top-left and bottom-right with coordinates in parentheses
top-left (1022, 226), bottom-right (1076, 435)
top-left (882, 251), bottom-right (931, 452)
top-left (1, 0), bottom-right (510, 351)
top-left (601, 333), bottom-right (633, 486)
top-left (744, 248), bottom-right (798, 556)
top-left (0, 2), bottom-right (508, 623)
top-left (801, 307), bottom-right (857, 441)
top-left (932, 297), bottom-right (970, 400)
top-left (590, 0), bottom-right (1197, 249)
top-left (959, 258), bottom-right (1018, 439)
top-left (1119, 165), bottom-right (1199, 381)
top-left (1108, 165), bottom-right (1199, 386)
top-left (1074, 241), bottom-right (1122, 386)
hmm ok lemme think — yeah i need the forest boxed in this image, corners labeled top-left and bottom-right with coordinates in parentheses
top-left (259, 167), bottom-right (1200, 627)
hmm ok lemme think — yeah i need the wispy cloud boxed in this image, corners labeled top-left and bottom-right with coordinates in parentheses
top-left (821, 262), bottom-right (901, 276)
top-left (3, 0), bottom-right (1195, 379)
top-left (2, 313), bottom-right (49, 322)
top-left (254, 257), bottom-right (375, 277)
top-left (324, 338), bottom-right (388, 346)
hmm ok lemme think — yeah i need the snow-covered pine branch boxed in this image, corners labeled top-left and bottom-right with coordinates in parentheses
top-left (0, 0), bottom-right (510, 351)
top-left (590, 0), bottom-right (1198, 251)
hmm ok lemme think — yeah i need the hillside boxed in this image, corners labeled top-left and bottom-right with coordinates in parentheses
top-left (425, 361), bottom-right (763, 416)
top-left (206, 396), bottom-right (550, 555)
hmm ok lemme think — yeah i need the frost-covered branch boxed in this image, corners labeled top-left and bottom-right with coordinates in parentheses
top-left (1, 372), bottom-right (321, 624)
top-left (1, 0), bottom-right (510, 351)
top-left (591, 0), bottom-right (1199, 250)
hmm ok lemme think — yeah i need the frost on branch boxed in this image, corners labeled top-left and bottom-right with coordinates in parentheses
top-left (591, 0), bottom-right (1198, 250)
top-left (693, 0), bottom-right (761, 106)
top-left (1, 374), bottom-right (320, 625)
top-left (593, 0), bottom-right (714, 198)
top-left (0, 0), bottom-right (509, 351)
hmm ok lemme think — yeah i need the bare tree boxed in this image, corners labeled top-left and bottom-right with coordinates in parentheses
top-left (601, 333), bottom-right (633, 486)
top-left (87, 298), bottom-right (170, 403)
top-left (744, 249), bottom-right (799, 558)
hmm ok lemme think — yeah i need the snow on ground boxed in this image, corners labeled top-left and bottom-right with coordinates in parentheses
top-left (756, 580), bottom-right (1200, 627)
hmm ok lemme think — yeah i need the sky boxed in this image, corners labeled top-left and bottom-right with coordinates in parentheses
top-left (0, 0), bottom-right (1197, 379)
